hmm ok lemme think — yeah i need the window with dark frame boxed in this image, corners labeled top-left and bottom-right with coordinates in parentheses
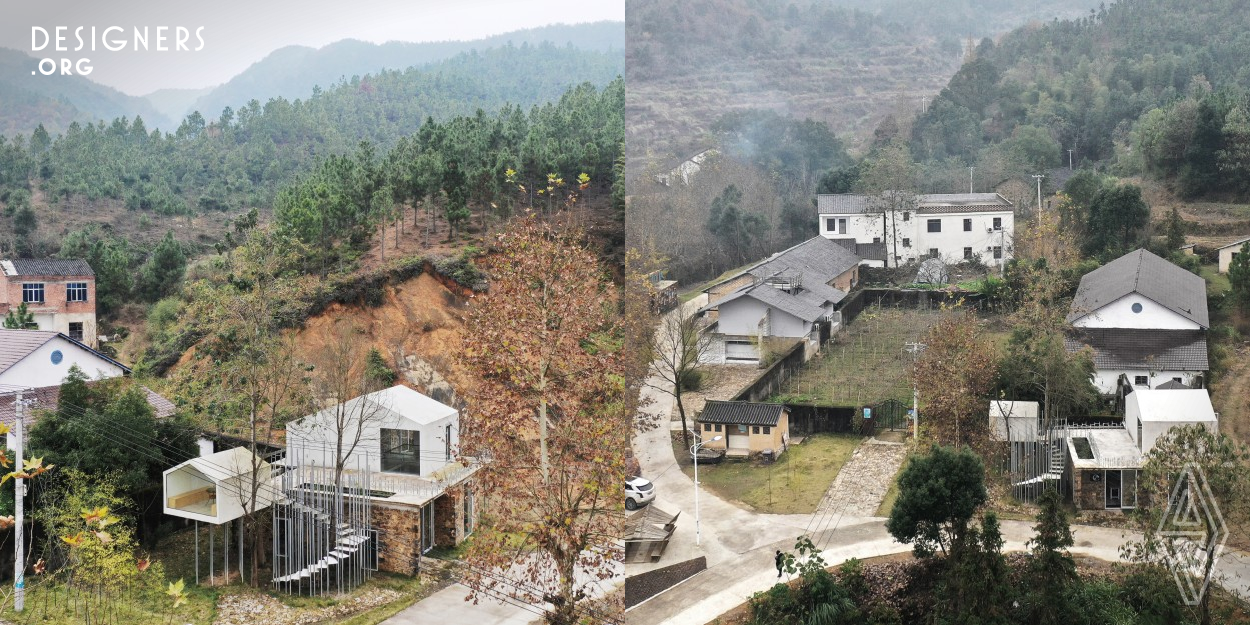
top-left (763, 426), bottom-right (771, 435)
top-left (993, 217), bottom-right (1002, 231)
top-left (873, 237), bottom-right (881, 243)
top-left (704, 423), bottom-right (711, 431)
top-left (715, 424), bottom-right (722, 432)
top-left (380, 428), bottom-right (421, 474)
top-left (67, 282), bottom-right (88, 302)
top-left (902, 211), bottom-right (910, 221)
top-left (68, 322), bottom-right (84, 342)
top-left (838, 218), bottom-right (847, 234)
top-left (993, 246), bottom-right (1003, 260)
top-left (22, 283), bottom-right (44, 303)
top-left (963, 247), bottom-right (973, 260)
top-left (902, 238), bottom-right (911, 248)
top-left (963, 218), bottom-right (972, 231)
top-left (927, 219), bottom-right (941, 233)
top-left (752, 426), bottom-right (760, 434)
top-left (825, 217), bottom-right (836, 232)
top-left (1134, 375), bottom-right (1148, 386)
top-left (445, 424), bottom-right (452, 462)
top-left (928, 248), bottom-right (939, 258)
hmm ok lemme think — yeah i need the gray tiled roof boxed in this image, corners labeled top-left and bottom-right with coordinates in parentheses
top-left (916, 193), bottom-right (1013, 214)
top-left (819, 192), bottom-right (1012, 216)
top-left (740, 283), bottom-right (827, 322)
top-left (1215, 236), bottom-right (1250, 251)
top-left (0, 383), bottom-right (176, 428)
top-left (1, 259), bottom-right (94, 277)
top-left (1067, 249), bottom-right (1209, 328)
top-left (698, 400), bottom-right (785, 426)
top-left (0, 328), bottom-right (130, 376)
top-left (1064, 328), bottom-right (1208, 371)
top-left (750, 237), bottom-right (860, 290)
top-left (917, 193), bottom-right (1012, 206)
top-left (816, 194), bottom-right (872, 214)
top-left (0, 329), bottom-right (59, 374)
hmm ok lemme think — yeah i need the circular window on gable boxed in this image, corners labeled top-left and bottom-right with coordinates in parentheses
top-left (1131, 302), bottom-right (1143, 313)
top-left (50, 350), bottom-right (63, 365)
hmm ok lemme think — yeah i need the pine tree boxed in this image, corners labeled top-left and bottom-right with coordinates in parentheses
top-left (1027, 487), bottom-right (1077, 625)
top-left (2, 301), bottom-right (36, 329)
top-left (1166, 207), bottom-right (1186, 251)
top-left (1230, 241), bottom-right (1250, 309)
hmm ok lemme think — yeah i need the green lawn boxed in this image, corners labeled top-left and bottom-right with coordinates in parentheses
top-left (1201, 263), bottom-right (1232, 295)
top-left (770, 305), bottom-right (1012, 408)
top-left (675, 433), bottom-right (863, 514)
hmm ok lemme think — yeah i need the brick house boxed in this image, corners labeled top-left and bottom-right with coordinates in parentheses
top-left (1, 259), bottom-right (97, 346)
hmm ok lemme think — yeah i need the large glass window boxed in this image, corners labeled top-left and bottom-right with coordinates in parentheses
top-left (67, 282), bottom-right (88, 302)
top-left (22, 283), bottom-right (44, 303)
top-left (380, 428), bottom-right (420, 474)
top-left (927, 219), bottom-right (941, 233)
top-left (68, 322), bottom-right (84, 342)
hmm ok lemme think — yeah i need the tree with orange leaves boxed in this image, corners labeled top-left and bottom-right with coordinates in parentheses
top-left (459, 213), bottom-right (638, 625)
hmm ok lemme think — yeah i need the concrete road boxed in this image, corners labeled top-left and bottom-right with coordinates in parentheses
top-left (627, 297), bottom-right (1250, 624)
top-left (385, 582), bottom-right (541, 625)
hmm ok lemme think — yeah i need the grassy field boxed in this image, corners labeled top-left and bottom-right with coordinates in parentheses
top-left (1201, 263), bottom-right (1233, 295)
top-left (674, 433), bottom-right (862, 514)
top-left (770, 305), bottom-right (1011, 408)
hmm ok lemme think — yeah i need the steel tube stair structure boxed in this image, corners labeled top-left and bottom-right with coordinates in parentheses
top-left (272, 451), bottom-right (377, 596)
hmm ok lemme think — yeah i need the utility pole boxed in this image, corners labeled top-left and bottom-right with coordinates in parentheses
top-left (14, 391), bottom-right (25, 613)
top-left (1068, 149), bottom-right (1074, 170)
top-left (1032, 174), bottom-right (1046, 215)
top-left (920, 96), bottom-right (929, 113)
top-left (905, 343), bottom-right (925, 446)
top-left (969, 167), bottom-right (975, 193)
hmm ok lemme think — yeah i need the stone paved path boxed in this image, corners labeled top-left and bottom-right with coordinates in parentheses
top-left (814, 437), bottom-right (909, 517)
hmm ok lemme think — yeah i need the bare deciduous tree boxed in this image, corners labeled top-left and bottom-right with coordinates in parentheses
top-left (647, 306), bottom-right (712, 449)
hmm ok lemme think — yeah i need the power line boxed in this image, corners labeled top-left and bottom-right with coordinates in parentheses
top-left (21, 396), bottom-right (624, 624)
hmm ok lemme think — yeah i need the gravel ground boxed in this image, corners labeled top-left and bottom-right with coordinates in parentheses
top-left (814, 438), bottom-right (909, 518)
top-left (213, 587), bottom-right (402, 625)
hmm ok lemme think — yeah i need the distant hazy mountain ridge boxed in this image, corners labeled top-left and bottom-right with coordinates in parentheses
top-left (0, 21), bottom-right (623, 138)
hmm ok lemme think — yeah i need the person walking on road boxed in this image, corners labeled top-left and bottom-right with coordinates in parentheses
top-left (775, 550), bottom-right (784, 578)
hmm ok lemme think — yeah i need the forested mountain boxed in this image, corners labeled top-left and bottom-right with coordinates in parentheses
top-left (625, 0), bottom-right (1098, 175)
top-left (0, 43), bottom-right (621, 230)
top-left (1, 72), bottom-right (622, 323)
top-left (904, 0), bottom-right (1250, 199)
top-left (184, 21), bottom-right (625, 123)
top-left (0, 48), bottom-right (173, 136)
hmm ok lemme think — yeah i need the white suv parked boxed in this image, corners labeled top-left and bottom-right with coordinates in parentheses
top-left (624, 476), bottom-right (655, 510)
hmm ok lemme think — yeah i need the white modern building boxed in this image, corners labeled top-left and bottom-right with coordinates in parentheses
top-left (1124, 389), bottom-right (1218, 453)
top-left (1064, 249), bottom-right (1209, 395)
top-left (163, 446), bottom-right (275, 524)
top-left (286, 385), bottom-right (460, 480)
top-left (816, 192), bottom-right (1014, 268)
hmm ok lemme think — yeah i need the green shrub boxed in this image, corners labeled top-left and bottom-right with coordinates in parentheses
top-left (678, 368), bottom-right (705, 392)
